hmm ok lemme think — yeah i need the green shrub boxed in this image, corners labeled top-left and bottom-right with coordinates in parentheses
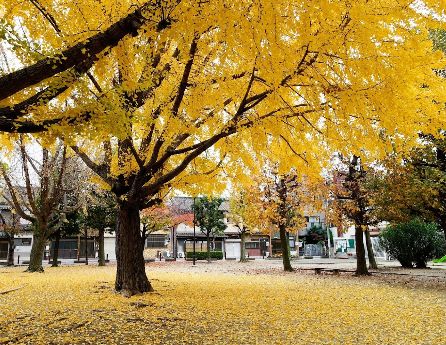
top-left (185, 251), bottom-right (223, 260)
top-left (433, 254), bottom-right (446, 263)
top-left (379, 219), bottom-right (446, 268)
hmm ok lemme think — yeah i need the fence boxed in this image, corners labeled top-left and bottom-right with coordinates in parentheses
top-left (304, 243), bottom-right (327, 257)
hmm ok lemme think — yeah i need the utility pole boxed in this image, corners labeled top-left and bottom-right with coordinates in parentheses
top-left (84, 228), bottom-right (88, 265)
top-left (193, 197), bottom-right (196, 266)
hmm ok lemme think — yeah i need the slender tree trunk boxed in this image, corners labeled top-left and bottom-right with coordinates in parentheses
top-left (207, 232), bottom-right (211, 263)
top-left (240, 231), bottom-right (248, 262)
top-left (51, 230), bottom-right (61, 267)
top-left (355, 224), bottom-right (369, 275)
top-left (364, 229), bottom-right (378, 269)
top-left (115, 201), bottom-right (153, 296)
top-left (27, 232), bottom-right (47, 272)
top-left (98, 228), bottom-right (105, 266)
top-left (7, 233), bottom-right (14, 266)
top-left (279, 225), bottom-right (293, 272)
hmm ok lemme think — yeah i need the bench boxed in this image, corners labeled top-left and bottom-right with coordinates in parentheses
top-left (314, 268), bottom-right (349, 275)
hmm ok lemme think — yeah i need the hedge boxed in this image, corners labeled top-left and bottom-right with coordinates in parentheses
top-left (185, 251), bottom-right (223, 260)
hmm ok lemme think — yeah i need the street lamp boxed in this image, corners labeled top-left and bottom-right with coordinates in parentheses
top-left (193, 196), bottom-right (196, 266)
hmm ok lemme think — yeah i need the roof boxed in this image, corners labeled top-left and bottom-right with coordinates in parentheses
top-left (175, 222), bottom-right (240, 237)
top-left (0, 203), bottom-right (10, 210)
top-left (169, 196), bottom-right (229, 213)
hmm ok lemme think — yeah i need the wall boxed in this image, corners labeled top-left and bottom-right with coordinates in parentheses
top-left (103, 237), bottom-right (116, 260)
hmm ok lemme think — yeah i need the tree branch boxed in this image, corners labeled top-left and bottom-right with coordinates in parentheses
top-left (71, 145), bottom-right (114, 185)
top-left (171, 34), bottom-right (199, 117)
top-left (0, 2), bottom-right (161, 101)
top-left (0, 167), bottom-right (35, 222)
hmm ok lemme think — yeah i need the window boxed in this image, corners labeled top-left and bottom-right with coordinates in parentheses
top-left (14, 238), bottom-right (32, 246)
top-left (146, 234), bottom-right (167, 248)
top-left (304, 216), bottom-right (309, 222)
top-left (185, 240), bottom-right (206, 252)
top-left (245, 242), bottom-right (259, 249)
top-left (0, 242), bottom-right (8, 259)
top-left (185, 240), bottom-right (223, 252)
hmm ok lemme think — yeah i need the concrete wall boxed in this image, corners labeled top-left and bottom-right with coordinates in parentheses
top-left (103, 237), bottom-right (116, 260)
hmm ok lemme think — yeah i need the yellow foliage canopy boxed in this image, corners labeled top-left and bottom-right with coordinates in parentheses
top-left (0, 0), bottom-right (445, 199)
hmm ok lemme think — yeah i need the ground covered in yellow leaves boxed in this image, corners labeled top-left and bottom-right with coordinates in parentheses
top-left (0, 263), bottom-right (445, 345)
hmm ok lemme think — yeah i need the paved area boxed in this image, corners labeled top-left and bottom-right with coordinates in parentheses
top-left (6, 256), bottom-right (446, 279)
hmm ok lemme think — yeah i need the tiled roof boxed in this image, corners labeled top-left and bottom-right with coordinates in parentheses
top-left (169, 196), bottom-right (229, 212)
top-left (175, 222), bottom-right (240, 237)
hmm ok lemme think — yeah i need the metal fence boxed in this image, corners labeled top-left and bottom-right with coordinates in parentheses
top-left (304, 243), bottom-right (327, 257)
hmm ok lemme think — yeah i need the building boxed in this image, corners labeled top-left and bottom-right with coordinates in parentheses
top-left (0, 201), bottom-right (34, 264)
top-left (333, 223), bottom-right (388, 259)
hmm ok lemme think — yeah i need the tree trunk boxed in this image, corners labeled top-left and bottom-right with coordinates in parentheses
top-left (115, 201), bottom-right (153, 296)
top-left (27, 233), bottom-right (47, 272)
top-left (207, 232), bottom-right (211, 263)
top-left (415, 260), bottom-right (427, 269)
top-left (7, 233), bottom-right (14, 266)
top-left (364, 229), bottom-right (378, 269)
top-left (355, 224), bottom-right (369, 275)
top-left (240, 231), bottom-right (248, 262)
top-left (279, 225), bottom-right (293, 272)
top-left (51, 231), bottom-right (61, 267)
top-left (98, 228), bottom-right (105, 266)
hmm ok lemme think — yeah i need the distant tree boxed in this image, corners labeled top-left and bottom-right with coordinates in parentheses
top-left (229, 189), bottom-right (253, 263)
top-left (82, 191), bottom-right (117, 266)
top-left (50, 211), bottom-right (82, 267)
top-left (371, 134), bottom-right (446, 241)
top-left (0, 137), bottom-right (83, 272)
top-left (380, 219), bottom-right (446, 268)
top-left (330, 155), bottom-right (378, 274)
top-left (245, 168), bottom-right (306, 272)
top-left (306, 225), bottom-right (326, 245)
top-left (140, 206), bottom-right (174, 242)
top-left (193, 197), bottom-right (226, 263)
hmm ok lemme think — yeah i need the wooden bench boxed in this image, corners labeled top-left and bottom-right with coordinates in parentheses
top-left (314, 268), bottom-right (350, 275)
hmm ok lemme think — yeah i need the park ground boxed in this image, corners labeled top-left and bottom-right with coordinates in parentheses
top-left (0, 260), bottom-right (445, 345)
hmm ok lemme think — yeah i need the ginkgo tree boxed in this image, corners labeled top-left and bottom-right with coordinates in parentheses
top-left (330, 155), bottom-right (379, 275)
top-left (229, 188), bottom-right (258, 263)
top-left (0, 0), bottom-right (445, 294)
top-left (246, 168), bottom-right (307, 272)
top-left (0, 136), bottom-right (83, 272)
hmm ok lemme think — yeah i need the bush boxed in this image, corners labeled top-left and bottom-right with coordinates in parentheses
top-left (185, 251), bottom-right (223, 260)
top-left (379, 219), bottom-right (446, 268)
top-left (306, 226), bottom-right (326, 244)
